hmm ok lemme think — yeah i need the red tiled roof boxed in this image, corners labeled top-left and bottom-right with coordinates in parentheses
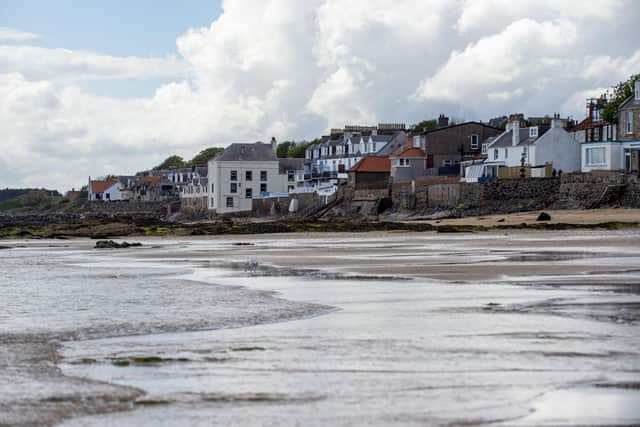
top-left (348, 156), bottom-right (391, 173)
top-left (90, 180), bottom-right (119, 193)
top-left (393, 147), bottom-right (425, 158)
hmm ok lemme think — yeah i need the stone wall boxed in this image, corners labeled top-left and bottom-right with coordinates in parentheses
top-left (251, 193), bottom-right (325, 217)
top-left (81, 200), bottom-right (170, 215)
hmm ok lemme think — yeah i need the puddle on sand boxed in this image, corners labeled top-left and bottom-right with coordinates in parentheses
top-left (509, 386), bottom-right (640, 426)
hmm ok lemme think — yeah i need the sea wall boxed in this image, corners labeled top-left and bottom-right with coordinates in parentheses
top-left (389, 172), bottom-right (640, 213)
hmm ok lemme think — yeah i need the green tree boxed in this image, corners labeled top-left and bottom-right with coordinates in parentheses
top-left (410, 119), bottom-right (438, 133)
top-left (153, 155), bottom-right (186, 170)
top-left (188, 147), bottom-right (224, 165)
top-left (276, 141), bottom-right (295, 157)
top-left (602, 73), bottom-right (640, 123)
top-left (288, 139), bottom-right (320, 158)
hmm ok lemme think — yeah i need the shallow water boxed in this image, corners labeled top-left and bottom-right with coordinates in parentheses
top-left (2, 230), bottom-right (640, 426)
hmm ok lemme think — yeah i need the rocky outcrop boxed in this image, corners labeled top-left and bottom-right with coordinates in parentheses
top-left (94, 240), bottom-right (142, 249)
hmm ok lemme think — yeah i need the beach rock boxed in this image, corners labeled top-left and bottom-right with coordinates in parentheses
top-left (95, 240), bottom-right (142, 249)
top-left (536, 212), bottom-right (552, 221)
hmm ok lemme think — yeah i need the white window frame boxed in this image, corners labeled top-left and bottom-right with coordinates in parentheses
top-left (505, 148), bottom-right (509, 159)
top-left (626, 111), bottom-right (633, 135)
top-left (493, 149), bottom-right (498, 160)
top-left (442, 159), bottom-right (452, 167)
top-left (586, 147), bottom-right (606, 166)
top-left (470, 134), bottom-right (479, 150)
top-left (482, 143), bottom-right (488, 154)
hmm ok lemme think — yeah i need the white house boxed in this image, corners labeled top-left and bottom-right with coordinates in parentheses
top-left (88, 178), bottom-right (123, 201)
top-left (207, 140), bottom-right (289, 214)
top-left (486, 116), bottom-right (581, 173)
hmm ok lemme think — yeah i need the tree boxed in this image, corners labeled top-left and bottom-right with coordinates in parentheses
top-left (153, 155), bottom-right (186, 170)
top-left (288, 139), bottom-right (320, 158)
top-left (276, 141), bottom-right (295, 158)
top-left (410, 119), bottom-right (438, 133)
top-left (602, 73), bottom-right (640, 123)
top-left (188, 147), bottom-right (224, 166)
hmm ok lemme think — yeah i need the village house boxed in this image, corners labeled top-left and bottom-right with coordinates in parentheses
top-left (87, 178), bottom-right (123, 201)
top-left (180, 166), bottom-right (209, 213)
top-left (278, 157), bottom-right (305, 192)
top-left (581, 81), bottom-right (640, 173)
top-left (130, 175), bottom-right (176, 202)
top-left (464, 114), bottom-right (580, 182)
top-left (304, 124), bottom-right (407, 188)
top-left (389, 147), bottom-right (426, 182)
top-left (207, 139), bottom-right (290, 214)
top-left (411, 115), bottom-right (502, 176)
top-left (348, 156), bottom-right (391, 190)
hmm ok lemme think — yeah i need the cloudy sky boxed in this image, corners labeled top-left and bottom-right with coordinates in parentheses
top-left (1, 0), bottom-right (639, 191)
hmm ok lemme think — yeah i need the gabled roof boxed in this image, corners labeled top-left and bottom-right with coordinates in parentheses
top-left (348, 156), bottom-right (391, 173)
top-left (391, 147), bottom-right (425, 158)
top-left (620, 94), bottom-right (640, 110)
top-left (489, 126), bottom-right (551, 148)
top-left (90, 180), bottom-right (119, 193)
top-left (216, 142), bottom-right (277, 162)
top-left (419, 121), bottom-right (501, 136)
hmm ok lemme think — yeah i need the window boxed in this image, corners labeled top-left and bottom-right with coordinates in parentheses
top-left (493, 149), bottom-right (498, 160)
top-left (230, 183), bottom-right (237, 193)
top-left (211, 183), bottom-right (214, 193)
top-left (470, 134), bottom-right (479, 150)
top-left (210, 197), bottom-right (214, 207)
top-left (226, 197), bottom-right (233, 208)
top-left (245, 170), bottom-right (252, 181)
top-left (245, 188), bottom-right (252, 199)
top-left (626, 111), bottom-right (633, 135)
top-left (288, 185), bottom-right (294, 192)
top-left (288, 171), bottom-right (295, 182)
top-left (442, 159), bottom-right (452, 167)
top-left (505, 148), bottom-right (509, 159)
top-left (482, 143), bottom-right (488, 154)
top-left (260, 183), bottom-right (267, 193)
top-left (586, 147), bottom-right (606, 165)
top-left (260, 171), bottom-right (267, 181)
top-left (230, 170), bottom-right (237, 181)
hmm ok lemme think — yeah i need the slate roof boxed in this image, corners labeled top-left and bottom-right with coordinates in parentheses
top-left (216, 143), bottom-right (277, 162)
top-left (195, 166), bottom-right (208, 177)
top-left (278, 158), bottom-right (304, 173)
top-left (348, 156), bottom-right (391, 173)
top-left (419, 121), bottom-right (501, 136)
top-left (90, 180), bottom-right (119, 193)
top-left (620, 94), bottom-right (640, 110)
top-left (489, 126), bottom-right (550, 148)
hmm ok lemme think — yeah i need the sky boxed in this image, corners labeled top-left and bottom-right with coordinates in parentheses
top-left (1, 0), bottom-right (639, 191)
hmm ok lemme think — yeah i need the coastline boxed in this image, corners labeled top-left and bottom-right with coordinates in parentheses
top-left (1, 208), bottom-right (639, 240)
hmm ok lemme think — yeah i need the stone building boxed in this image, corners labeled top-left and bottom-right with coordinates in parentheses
top-left (411, 116), bottom-right (502, 174)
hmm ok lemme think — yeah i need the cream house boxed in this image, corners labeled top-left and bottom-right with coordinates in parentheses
top-left (208, 141), bottom-right (288, 214)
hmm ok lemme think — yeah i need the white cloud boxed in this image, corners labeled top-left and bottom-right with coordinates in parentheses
top-left (0, 0), bottom-right (639, 191)
top-left (0, 26), bottom-right (40, 41)
top-left (415, 19), bottom-right (578, 108)
top-left (0, 45), bottom-right (189, 82)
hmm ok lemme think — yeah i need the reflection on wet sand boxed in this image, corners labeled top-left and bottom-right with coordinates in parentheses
top-left (1, 229), bottom-right (640, 426)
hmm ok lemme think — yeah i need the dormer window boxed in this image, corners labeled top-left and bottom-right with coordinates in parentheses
top-left (529, 127), bottom-right (538, 138)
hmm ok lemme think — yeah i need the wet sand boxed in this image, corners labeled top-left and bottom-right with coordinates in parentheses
top-left (2, 230), bottom-right (640, 426)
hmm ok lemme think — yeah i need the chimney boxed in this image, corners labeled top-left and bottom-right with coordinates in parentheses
top-left (550, 113), bottom-right (562, 128)
top-left (438, 114), bottom-right (449, 128)
top-left (635, 80), bottom-right (640, 100)
top-left (270, 136), bottom-right (277, 153)
top-left (512, 119), bottom-right (520, 146)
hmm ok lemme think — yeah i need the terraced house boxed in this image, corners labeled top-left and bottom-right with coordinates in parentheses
top-left (304, 124), bottom-right (407, 188)
top-left (581, 81), bottom-right (640, 173)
